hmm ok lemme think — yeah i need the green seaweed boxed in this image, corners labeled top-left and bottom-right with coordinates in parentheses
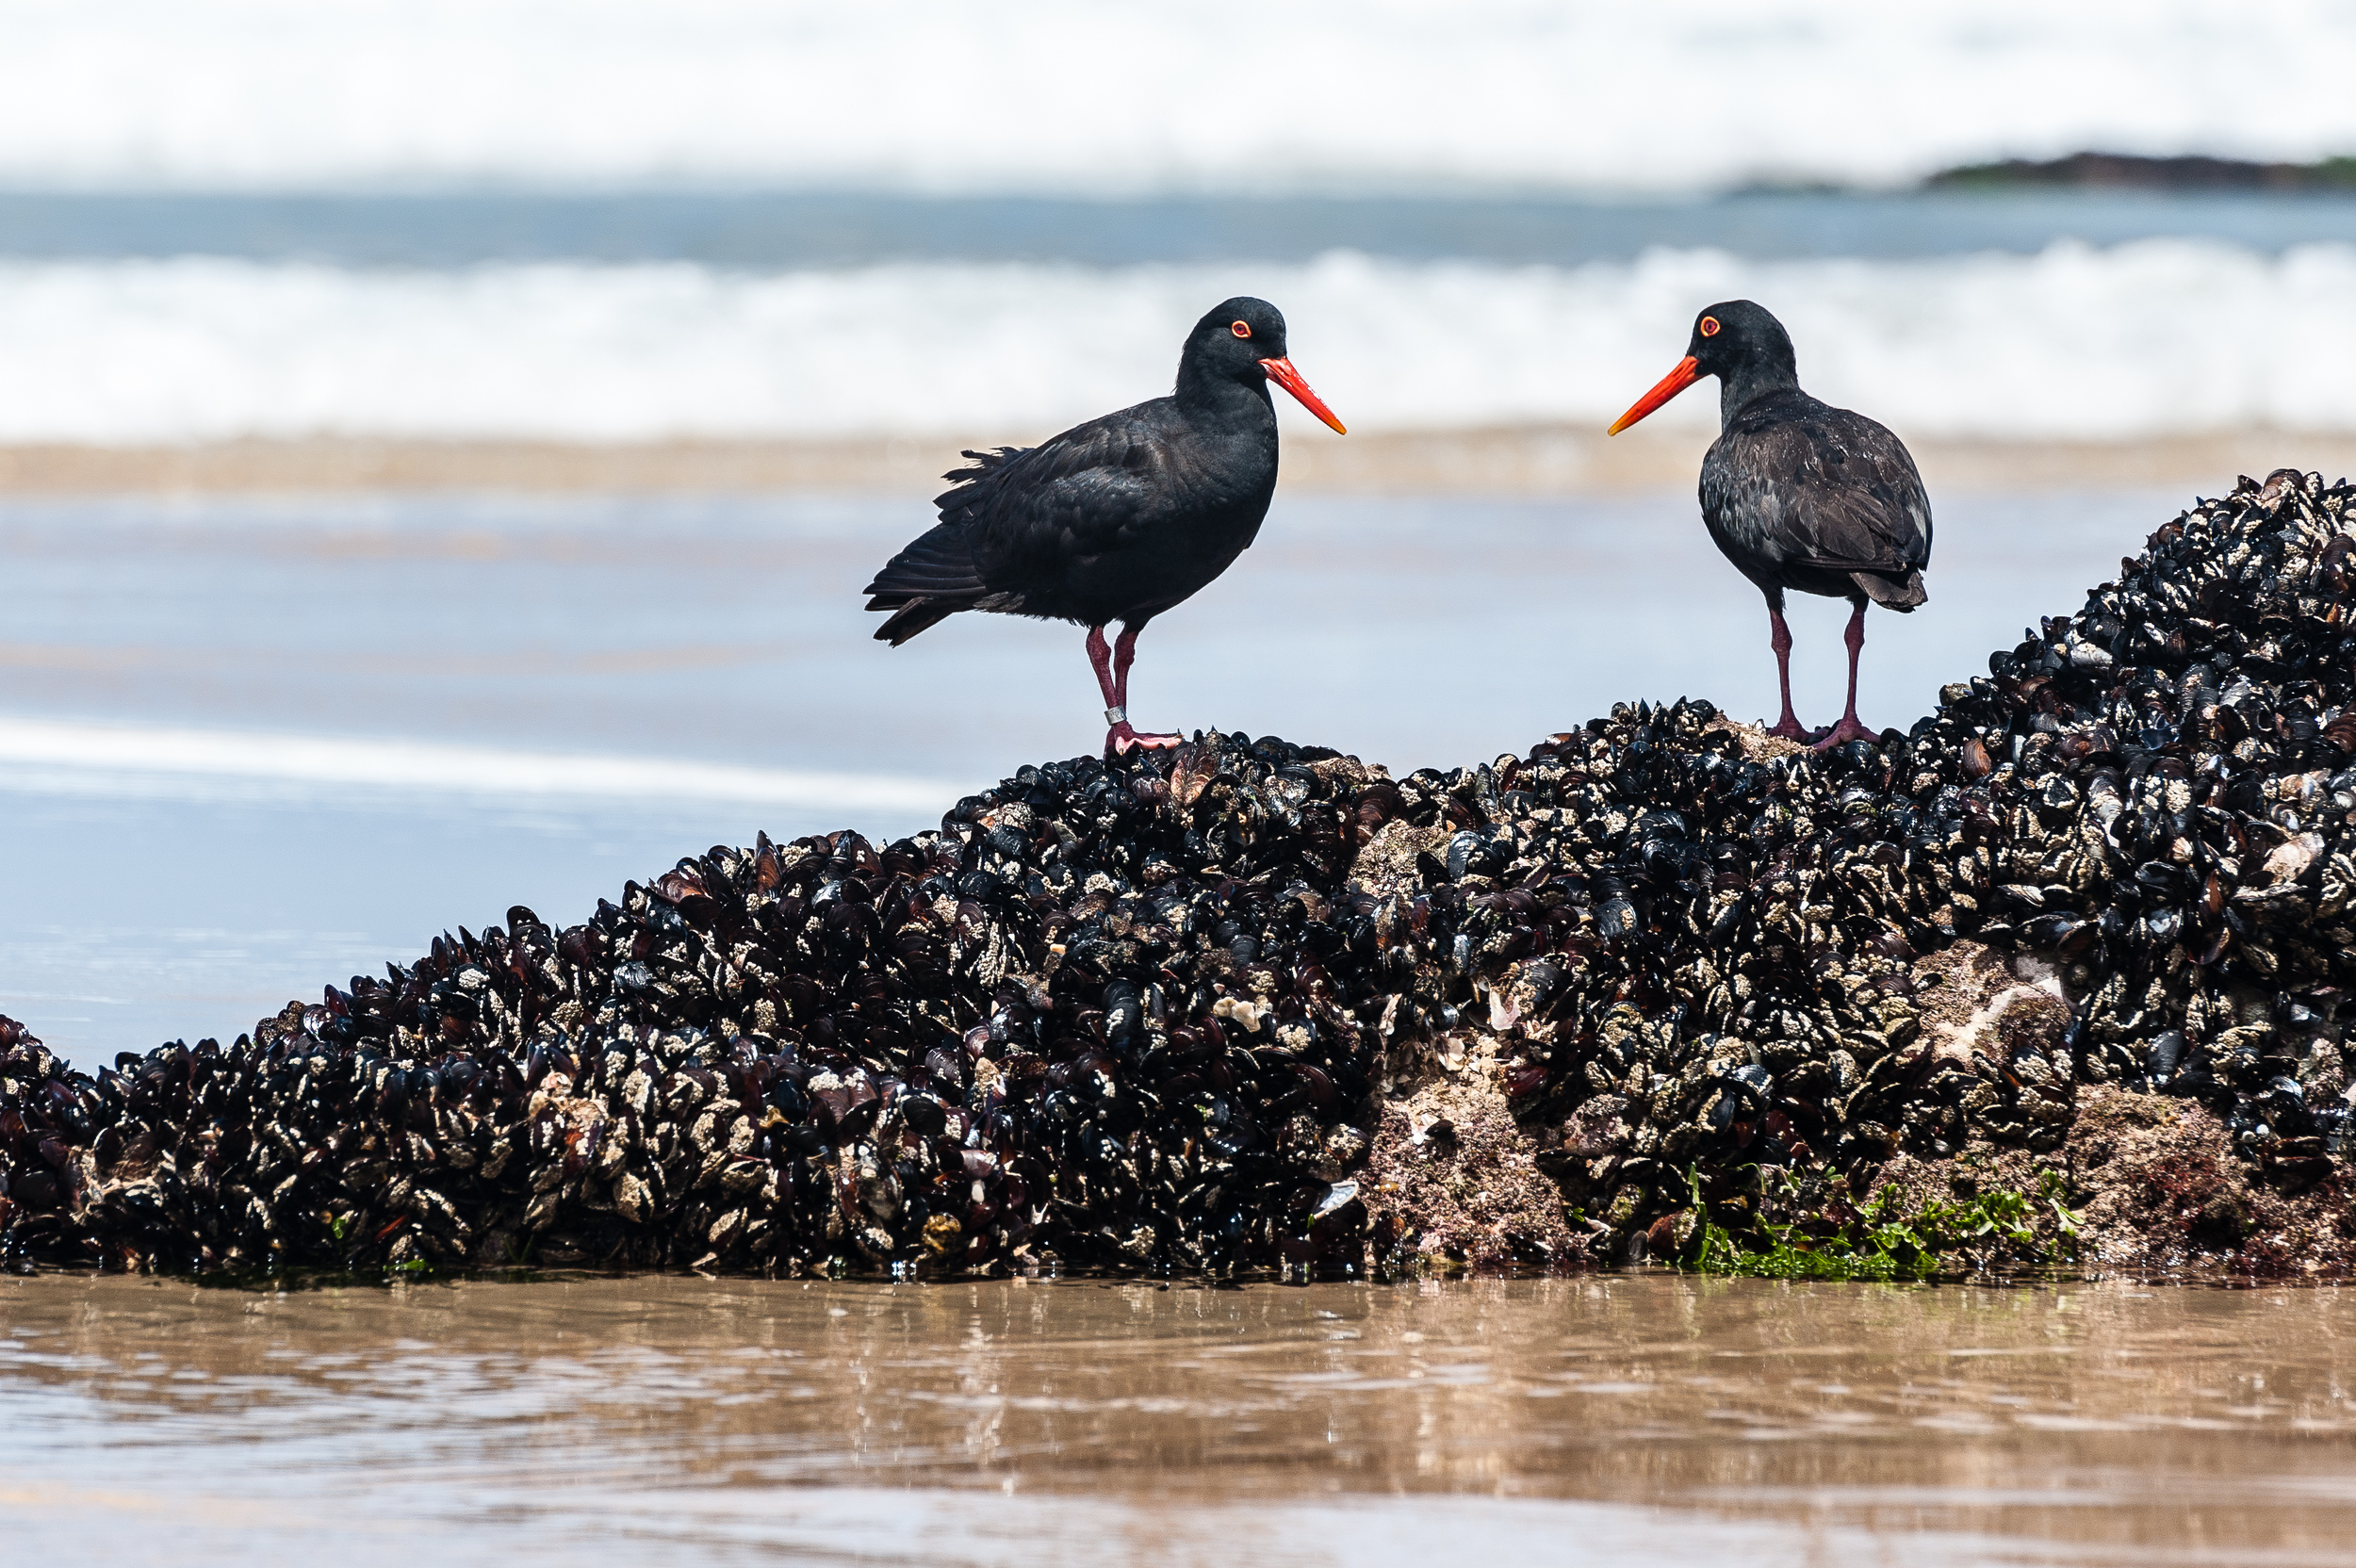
top-left (1678, 1165), bottom-right (2083, 1281)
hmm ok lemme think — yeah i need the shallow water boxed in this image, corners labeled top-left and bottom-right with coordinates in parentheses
top-left (0, 488), bottom-right (2168, 1065)
top-left (7, 1271), bottom-right (2356, 1565)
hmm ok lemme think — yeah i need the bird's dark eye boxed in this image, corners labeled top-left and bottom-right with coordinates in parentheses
top-left (1231, 320), bottom-right (1252, 339)
top-left (1698, 317), bottom-right (1721, 337)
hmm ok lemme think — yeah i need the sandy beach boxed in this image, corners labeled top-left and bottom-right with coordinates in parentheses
top-left (4, 428), bottom-right (2354, 495)
top-left (0, 482), bottom-right (2169, 1065)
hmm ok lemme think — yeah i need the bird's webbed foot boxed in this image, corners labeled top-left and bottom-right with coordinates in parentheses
top-left (1810, 715), bottom-right (1881, 750)
top-left (1761, 713), bottom-right (1813, 743)
top-left (1107, 722), bottom-right (1184, 755)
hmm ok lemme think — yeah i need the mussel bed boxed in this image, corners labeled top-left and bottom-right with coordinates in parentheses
top-left (7, 469), bottom-right (2356, 1279)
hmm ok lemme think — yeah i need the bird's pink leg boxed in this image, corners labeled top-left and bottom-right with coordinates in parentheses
top-left (1092, 625), bottom-right (1180, 754)
top-left (1111, 626), bottom-right (1137, 710)
top-left (1761, 605), bottom-right (1810, 741)
top-left (1088, 624), bottom-right (1121, 709)
top-left (1812, 601), bottom-right (1879, 749)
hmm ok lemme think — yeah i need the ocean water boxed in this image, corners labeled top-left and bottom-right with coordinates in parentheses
top-left (0, 1), bottom-right (2349, 192)
top-left (0, 486), bottom-right (2171, 1068)
top-left (16, 188), bottom-right (2356, 269)
top-left (10, 239), bottom-right (2356, 442)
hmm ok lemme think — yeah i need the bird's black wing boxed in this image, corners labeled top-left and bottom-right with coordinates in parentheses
top-left (1704, 401), bottom-right (1933, 607)
top-left (946, 406), bottom-right (1176, 580)
top-left (862, 407), bottom-right (1174, 643)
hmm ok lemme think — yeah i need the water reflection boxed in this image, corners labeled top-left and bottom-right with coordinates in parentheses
top-left (7, 1272), bottom-right (2356, 1564)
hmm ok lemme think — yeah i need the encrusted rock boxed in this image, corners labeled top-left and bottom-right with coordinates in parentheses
top-left (7, 472), bottom-right (2356, 1279)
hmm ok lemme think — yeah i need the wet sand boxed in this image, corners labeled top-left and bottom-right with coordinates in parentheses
top-left (7, 1271), bottom-right (2356, 1565)
top-left (0, 487), bottom-right (2166, 1064)
top-left (3, 428), bottom-right (2355, 495)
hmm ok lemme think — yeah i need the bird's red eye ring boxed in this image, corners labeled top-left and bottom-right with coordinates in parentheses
top-left (1698, 316), bottom-right (1721, 337)
top-left (1231, 320), bottom-right (1252, 339)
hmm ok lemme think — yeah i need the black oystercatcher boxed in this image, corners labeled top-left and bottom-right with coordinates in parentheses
top-left (864, 296), bottom-right (1346, 754)
top-left (1608, 300), bottom-right (1931, 749)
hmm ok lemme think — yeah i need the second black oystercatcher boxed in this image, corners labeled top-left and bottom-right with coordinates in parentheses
top-left (864, 296), bottom-right (1345, 754)
top-left (1608, 300), bottom-right (1932, 749)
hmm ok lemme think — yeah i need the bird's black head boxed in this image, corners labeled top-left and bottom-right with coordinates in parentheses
top-left (1178, 296), bottom-right (1346, 433)
top-left (1681, 300), bottom-right (1795, 384)
top-left (1609, 299), bottom-right (1799, 435)
top-left (1188, 297), bottom-right (1289, 374)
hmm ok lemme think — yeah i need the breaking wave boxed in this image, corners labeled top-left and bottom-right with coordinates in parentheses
top-left (3, 240), bottom-right (2356, 441)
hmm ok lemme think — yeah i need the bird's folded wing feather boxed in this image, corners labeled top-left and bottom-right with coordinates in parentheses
top-left (1708, 418), bottom-right (1932, 574)
top-left (861, 521), bottom-right (985, 600)
top-left (939, 411), bottom-right (1171, 581)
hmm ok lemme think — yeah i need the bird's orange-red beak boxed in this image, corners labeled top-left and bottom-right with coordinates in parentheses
top-left (1260, 357), bottom-right (1347, 434)
top-left (1607, 355), bottom-right (1700, 435)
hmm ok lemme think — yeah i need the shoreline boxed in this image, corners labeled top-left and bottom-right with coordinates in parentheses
top-left (4, 429), bottom-right (2356, 496)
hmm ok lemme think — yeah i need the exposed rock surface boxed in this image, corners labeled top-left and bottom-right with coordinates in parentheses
top-left (6, 469), bottom-right (2356, 1279)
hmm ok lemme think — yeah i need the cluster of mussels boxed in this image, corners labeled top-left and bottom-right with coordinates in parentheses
top-left (1369, 466), bottom-right (2356, 1218)
top-left (4, 470), bottom-right (2354, 1277)
top-left (0, 741), bottom-right (1396, 1276)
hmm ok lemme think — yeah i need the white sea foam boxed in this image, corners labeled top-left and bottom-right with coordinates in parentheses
top-left (0, 1), bottom-right (2351, 194)
top-left (2, 241), bottom-right (2355, 442)
top-left (0, 715), bottom-right (953, 811)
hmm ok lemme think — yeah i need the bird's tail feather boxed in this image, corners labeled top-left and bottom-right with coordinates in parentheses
top-left (1853, 567), bottom-right (1927, 611)
top-left (874, 600), bottom-right (960, 645)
